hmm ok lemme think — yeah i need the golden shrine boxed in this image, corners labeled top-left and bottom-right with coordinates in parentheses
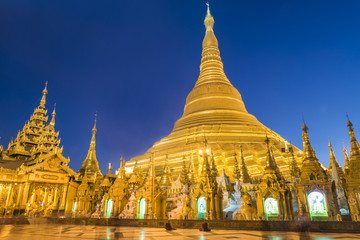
top-left (0, 4), bottom-right (360, 223)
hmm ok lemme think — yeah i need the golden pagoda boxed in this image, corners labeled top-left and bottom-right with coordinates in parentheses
top-left (78, 114), bottom-right (103, 181)
top-left (1, 82), bottom-right (61, 162)
top-left (126, 4), bottom-right (302, 181)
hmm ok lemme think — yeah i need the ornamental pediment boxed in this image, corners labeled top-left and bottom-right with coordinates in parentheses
top-left (20, 151), bottom-right (75, 176)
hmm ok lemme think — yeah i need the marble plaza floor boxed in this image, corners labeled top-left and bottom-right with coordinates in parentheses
top-left (0, 224), bottom-right (360, 240)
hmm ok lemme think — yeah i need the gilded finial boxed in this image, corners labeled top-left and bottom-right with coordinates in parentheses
top-left (206, 2), bottom-right (210, 15)
top-left (93, 111), bottom-right (97, 132)
top-left (302, 115), bottom-right (308, 132)
top-left (204, 2), bottom-right (214, 31)
top-left (346, 112), bottom-right (352, 127)
top-left (52, 103), bottom-right (56, 115)
top-left (50, 103), bottom-right (56, 127)
top-left (40, 81), bottom-right (48, 108)
top-left (44, 81), bottom-right (48, 93)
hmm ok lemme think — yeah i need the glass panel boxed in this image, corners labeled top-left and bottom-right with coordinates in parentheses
top-left (105, 199), bottom-right (113, 218)
top-left (197, 197), bottom-right (206, 220)
top-left (138, 198), bottom-right (145, 219)
top-left (72, 202), bottom-right (77, 213)
top-left (307, 191), bottom-right (328, 221)
top-left (264, 198), bottom-right (279, 220)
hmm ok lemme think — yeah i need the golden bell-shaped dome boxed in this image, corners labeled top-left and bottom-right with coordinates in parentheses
top-left (126, 5), bottom-right (302, 181)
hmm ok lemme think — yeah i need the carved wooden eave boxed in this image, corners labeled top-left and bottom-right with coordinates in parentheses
top-left (18, 151), bottom-right (75, 176)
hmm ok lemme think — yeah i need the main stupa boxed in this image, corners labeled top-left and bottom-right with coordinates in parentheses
top-left (126, 5), bottom-right (302, 181)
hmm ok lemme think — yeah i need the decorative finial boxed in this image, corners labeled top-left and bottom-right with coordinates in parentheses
top-left (301, 112), bottom-right (305, 123)
top-left (40, 81), bottom-right (48, 108)
top-left (302, 115), bottom-right (308, 132)
top-left (52, 103), bottom-right (56, 114)
top-left (91, 112), bottom-right (98, 136)
top-left (346, 112), bottom-right (353, 127)
top-left (50, 103), bottom-right (56, 127)
top-left (204, 2), bottom-right (214, 31)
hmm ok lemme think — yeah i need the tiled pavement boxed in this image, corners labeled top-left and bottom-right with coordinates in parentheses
top-left (0, 224), bottom-right (360, 240)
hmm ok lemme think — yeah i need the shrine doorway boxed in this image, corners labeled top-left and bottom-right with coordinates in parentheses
top-left (138, 198), bottom-right (145, 219)
top-left (307, 191), bottom-right (328, 221)
top-left (264, 197), bottom-right (279, 220)
top-left (72, 202), bottom-right (77, 212)
top-left (105, 199), bottom-right (113, 218)
top-left (197, 197), bottom-right (206, 220)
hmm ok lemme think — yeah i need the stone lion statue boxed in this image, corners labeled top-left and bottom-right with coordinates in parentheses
top-left (173, 195), bottom-right (195, 220)
top-left (233, 192), bottom-right (257, 220)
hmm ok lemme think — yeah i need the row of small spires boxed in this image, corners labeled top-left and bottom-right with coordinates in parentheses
top-left (1, 80), bottom-right (359, 181)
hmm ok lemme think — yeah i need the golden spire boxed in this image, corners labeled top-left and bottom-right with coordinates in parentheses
top-left (146, 149), bottom-right (156, 180)
top-left (264, 135), bottom-right (276, 170)
top-left (204, 2), bottom-right (214, 32)
top-left (239, 145), bottom-right (251, 183)
top-left (128, 159), bottom-right (140, 189)
top-left (346, 114), bottom-right (360, 159)
top-left (118, 157), bottom-right (126, 179)
top-left (188, 152), bottom-right (196, 183)
top-left (302, 120), bottom-right (316, 159)
top-left (232, 150), bottom-right (241, 180)
top-left (49, 103), bottom-right (56, 128)
top-left (180, 155), bottom-right (189, 185)
top-left (289, 148), bottom-right (300, 178)
top-left (78, 113), bottom-right (102, 178)
top-left (172, 1), bottom-right (252, 131)
top-left (328, 141), bottom-right (344, 179)
top-left (210, 152), bottom-right (218, 178)
top-left (197, 2), bottom-right (230, 88)
top-left (40, 81), bottom-right (48, 108)
top-left (201, 141), bottom-right (211, 176)
top-left (328, 141), bottom-right (338, 170)
top-left (91, 112), bottom-right (97, 147)
top-left (343, 146), bottom-right (350, 171)
top-left (160, 154), bottom-right (172, 187)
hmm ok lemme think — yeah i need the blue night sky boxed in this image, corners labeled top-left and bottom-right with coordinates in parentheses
top-left (1, 1), bottom-right (360, 174)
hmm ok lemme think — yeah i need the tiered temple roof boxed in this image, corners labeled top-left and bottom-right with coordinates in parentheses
top-left (0, 82), bottom-right (61, 165)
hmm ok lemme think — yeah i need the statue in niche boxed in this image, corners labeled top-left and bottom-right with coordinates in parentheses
top-left (119, 192), bottom-right (137, 219)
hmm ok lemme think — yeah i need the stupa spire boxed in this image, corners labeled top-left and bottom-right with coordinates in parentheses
top-left (180, 155), bottom-right (189, 185)
top-left (196, 3), bottom-right (230, 88)
top-left (265, 135), bottom-right (276, 170)
top-left (232, 150), bottom-right (241, 180)
top-left (239, 145), bottom-right (251, 183)
top-left (302, 120), bottom-right (316, 159)
top-left (168, 3), bottom-right (267, 132)
top-left (160, 154), bottom-right (172, 187)
top-left (49, 103), bottom-right (56, 128)
top-left (210, 151), bottom-right (218, 178)
top-left (188, 152), bottom-right (196, 183)
top-left (201, 140), bottom-right (211, 176)
top-left (328, 142), bottom-right (345, 180)
top-left (343, 146), bottom-right (350, 171)
top-left (118, 157), bottom-right (126, 179)
top-left (346, 114), bottom-right (360, 158)
top-left (328, 141), bottom-right (339, 170)
top-left (39, 81), bottom-right (48, 109)
top-left (78, 113), bottom-right (102, 178)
